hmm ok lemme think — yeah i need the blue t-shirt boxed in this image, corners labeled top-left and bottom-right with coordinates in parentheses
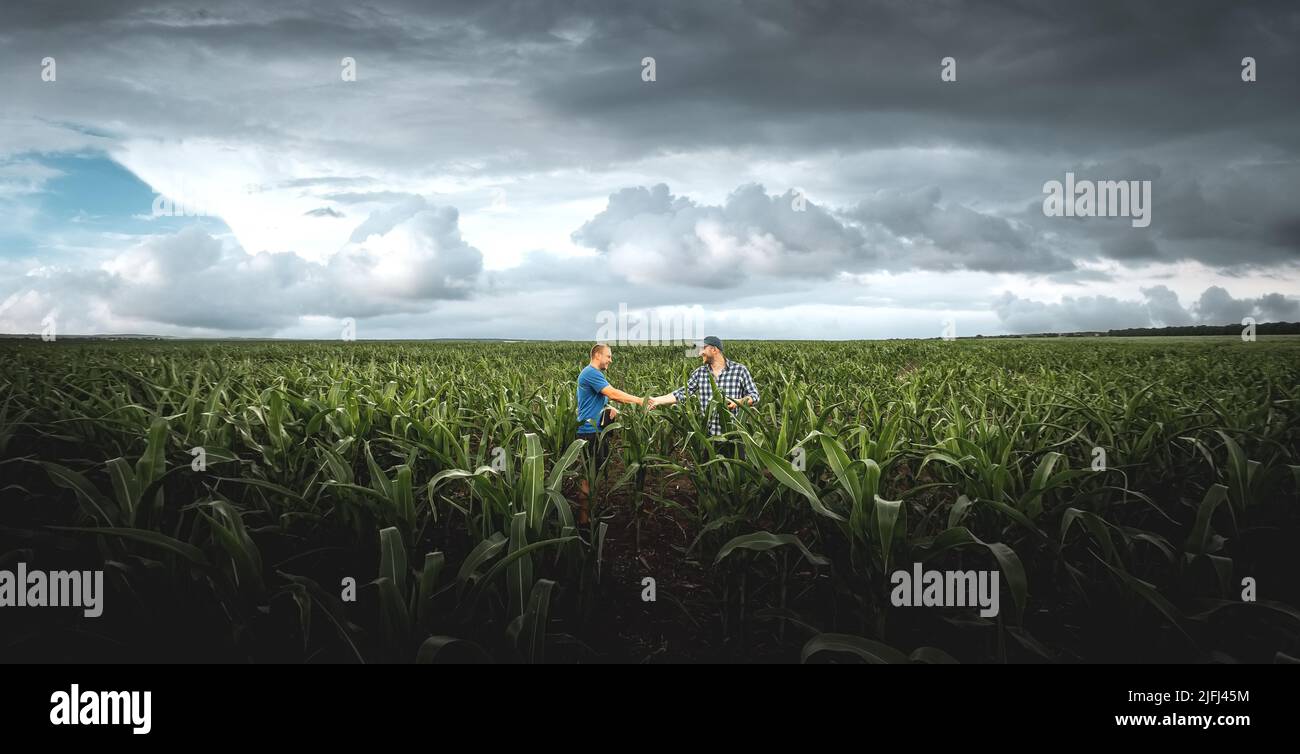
top-left (576, 365), bottom-right (610, 434)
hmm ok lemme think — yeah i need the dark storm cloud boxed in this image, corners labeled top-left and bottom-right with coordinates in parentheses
top-left (1013, 157), bottom-right (1300, 270)
top-left (1099, 235), bottom-right (1160, 262)
top-left (845, 186), bottom-right (1071, 273)
top-left (1149, 163), bottom-right (1300, 265)
top-left (1048, 269), bottom-right (1116, 285)
top-left (1193, 285), bottom-right (1255, 324)
top-left (11, 1), bottom-right (1297, 157)
top-left (528, 0), bottom-right (1300, 154)
top-left (1257, 292), bottom-right (1300, 321)
top-left (1140, 285), bottom-right (1194, 327)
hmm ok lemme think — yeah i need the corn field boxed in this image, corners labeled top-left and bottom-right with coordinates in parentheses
top-left (1, 337), bottom-right (1298, 663)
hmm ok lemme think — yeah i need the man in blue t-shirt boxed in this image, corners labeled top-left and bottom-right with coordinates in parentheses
top-left (575, 343), bottom-right (650, 524)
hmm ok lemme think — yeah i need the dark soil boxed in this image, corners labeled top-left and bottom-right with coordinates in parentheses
top-left (557, 453), bottom-right (801, 663)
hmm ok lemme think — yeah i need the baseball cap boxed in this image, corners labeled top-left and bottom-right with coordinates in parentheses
top-left (702, 335), bottom-right (723, 352)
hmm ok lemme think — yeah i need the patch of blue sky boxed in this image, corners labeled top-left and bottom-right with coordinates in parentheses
top-left (0, 152), bottom-right (228, 258)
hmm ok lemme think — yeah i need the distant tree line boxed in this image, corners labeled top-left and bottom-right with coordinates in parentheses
top-left (964, 322), bottom-right (1300, 339)
top-left (1105, 322), bottom-right (1300, 337)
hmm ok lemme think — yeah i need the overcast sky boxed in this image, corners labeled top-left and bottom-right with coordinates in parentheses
top-left (1, 0), bottom-right (1297, 339)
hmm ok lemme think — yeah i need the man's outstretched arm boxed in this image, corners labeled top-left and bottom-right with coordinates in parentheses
top-left (600, 385), bottom-right (646, 405)
top-left (650, 369), bottom-right (700, 408)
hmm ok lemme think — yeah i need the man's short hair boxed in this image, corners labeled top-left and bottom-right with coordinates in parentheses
top-left (590, 343), bottom-right (610, 360)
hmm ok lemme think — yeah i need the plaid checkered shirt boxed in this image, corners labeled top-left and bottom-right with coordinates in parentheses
top-left (672, 359), bottom-right (760, 436)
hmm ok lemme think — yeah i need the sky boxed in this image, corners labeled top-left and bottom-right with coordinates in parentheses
top-left (0, 0), bottom-right (1297, 339)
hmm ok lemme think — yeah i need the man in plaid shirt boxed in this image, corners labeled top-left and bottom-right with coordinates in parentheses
top-left (650, 335), bottom-right (760, 438)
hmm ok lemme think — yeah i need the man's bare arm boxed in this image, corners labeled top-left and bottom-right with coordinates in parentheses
top-left (600, 385), bottom-right (646, 405)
